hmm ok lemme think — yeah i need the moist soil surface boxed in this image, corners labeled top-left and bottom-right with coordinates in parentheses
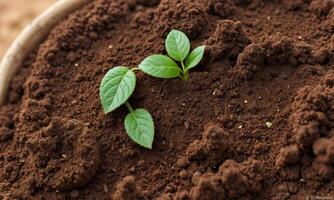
top-left (1, 0), bottom-right (334, 199)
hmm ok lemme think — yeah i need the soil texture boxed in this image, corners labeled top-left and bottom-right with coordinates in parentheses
top-left (0, 0), bottom-right (334, 199)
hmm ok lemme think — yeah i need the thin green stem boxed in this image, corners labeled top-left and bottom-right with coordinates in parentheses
top-left (184, 71), bottom-right (189, 80)
top-left (179, 74), bottom-right (186, 81)
top-left (131, 67), bottom-right (141, 72)
top-left (125, 101), bottom-right (134, 113)
top-left (181, 60), bottom-right (186, 72)
top-left (179, 61), bottom-right (189, 81)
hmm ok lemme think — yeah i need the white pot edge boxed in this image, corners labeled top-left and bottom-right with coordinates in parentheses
top-left (0, 0), bottom-right (92, 105)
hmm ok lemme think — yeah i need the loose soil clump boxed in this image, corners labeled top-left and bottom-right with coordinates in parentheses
top-left (0, 0), bottom-right (334, 199)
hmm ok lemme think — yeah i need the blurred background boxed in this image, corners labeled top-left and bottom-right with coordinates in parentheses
top-left (0, 0), bottom-right (54, 59)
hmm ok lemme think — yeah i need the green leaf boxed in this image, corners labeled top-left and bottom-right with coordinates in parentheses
top-left (99, 66), bottom-right (136, 113)
top-left (124, 109), bottom-right (155, 149)
top-left (185, 46), bottom-right (205, 71)
top-left (165, 30), bottom-right (190, 61)
top-left (139, 54), bottom-right (181, 78)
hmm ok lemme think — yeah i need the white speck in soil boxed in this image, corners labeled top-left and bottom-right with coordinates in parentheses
top-left (184, 121), bottom-right (190, 129)
top-left (129, 166), bottom-right (136, 173)
top-left (266, 122), bottom-right (272, 128)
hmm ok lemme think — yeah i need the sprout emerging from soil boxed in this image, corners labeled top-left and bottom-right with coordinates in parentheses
top-left (99, 30), bottom-right (205, 149)
top-left (139, 29), bottom-right (206, 81)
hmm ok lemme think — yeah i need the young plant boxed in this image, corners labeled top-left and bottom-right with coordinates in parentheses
top-left (99, 30), bottom-right (205, 149)
top-left (139, 29), bottom-right (205, 81)
top-left (100, 67), bottom-right (154, 149)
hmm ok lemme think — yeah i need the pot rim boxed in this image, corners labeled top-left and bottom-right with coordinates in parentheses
top-left (0, 0), bottom-right (92, 106)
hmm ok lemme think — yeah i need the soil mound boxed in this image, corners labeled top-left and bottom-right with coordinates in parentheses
top-left (276, 71), bottom-right (334, 182)
top-left (183, 124), bottom-right (233, 167)
top-left (27, 117), bottom-right (100, 191)
top-left (113, 176), bottom-right (145, 200)
top-left (235, 34), bottom-right (329, 79)
top-left (190, 159), bottom-right (264, 199)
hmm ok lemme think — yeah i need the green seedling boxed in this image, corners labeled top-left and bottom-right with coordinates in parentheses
top-left (139, 29), bottom-right (205, 81)
top-left (100, 67), bottom-right (154, 149)
top-left (99, 30), bottom-right (205, 149)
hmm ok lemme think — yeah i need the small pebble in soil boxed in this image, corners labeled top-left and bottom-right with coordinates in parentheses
top-left (192, 171), bottom-right (201, 185)
top-left (165, 184), bottom-right (176, 193)
top-left (212, 89), bottom-right (223, 97)
top-left (129, 166), bottom-right (136, 173)
top-left (138, 160), bottom-right (145, 167)
top-left (103, 184), bottom-right (108, 193)
top-left (179, 170), bottom-right (188, 179)
top-left (177, 157), bottom-right (189, 168)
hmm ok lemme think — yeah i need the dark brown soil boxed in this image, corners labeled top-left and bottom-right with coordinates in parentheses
top-left (0, 0), bottom-right (334, 199)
